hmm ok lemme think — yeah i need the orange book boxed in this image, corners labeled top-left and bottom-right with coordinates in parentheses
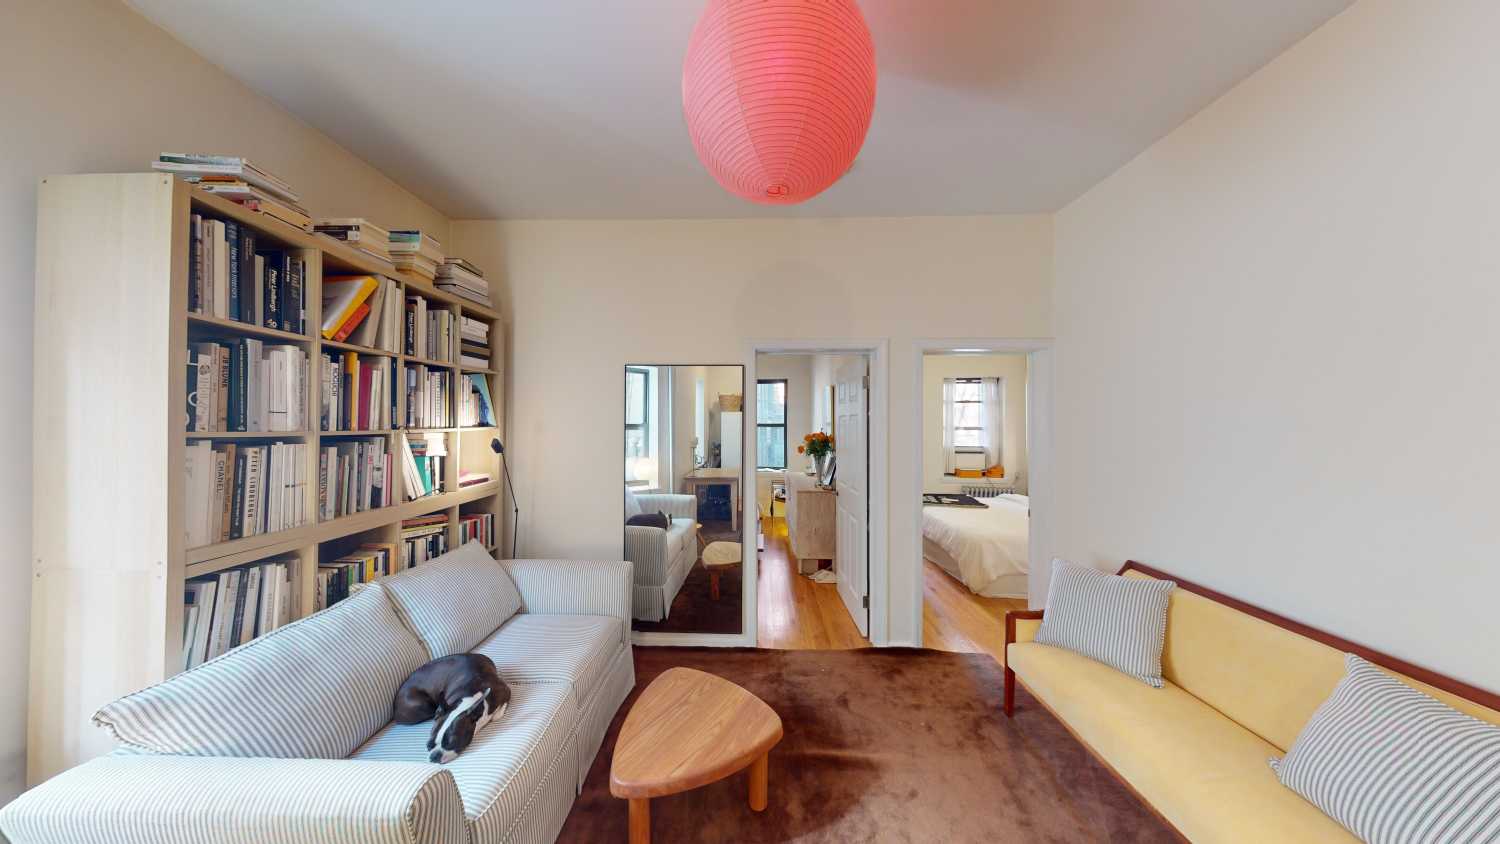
top-left (331, 303), bottom-right (370, 343)
top-left (955, 469), bottom-right (983, 478)
top-left (983, 467), bottom-right (1005, 478)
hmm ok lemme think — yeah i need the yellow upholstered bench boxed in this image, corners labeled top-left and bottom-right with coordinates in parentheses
top-left (1004, 562), bottom-right (1500, 844)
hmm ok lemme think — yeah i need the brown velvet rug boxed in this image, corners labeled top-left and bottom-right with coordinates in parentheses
top-left (632, 520), bottom-right (744, 635)
top-left (558, 647), bottom-right (1178, 843)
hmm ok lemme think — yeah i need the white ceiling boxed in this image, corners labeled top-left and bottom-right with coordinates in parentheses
top-left (127, 0), bottom-right (1351, 220)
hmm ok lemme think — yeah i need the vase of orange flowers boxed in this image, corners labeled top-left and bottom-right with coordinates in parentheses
top-left (798, 432), bottom-right (834, 479)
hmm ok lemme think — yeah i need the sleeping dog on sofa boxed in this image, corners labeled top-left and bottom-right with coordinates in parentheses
top-left (394, 653), bottom-right (511, 764)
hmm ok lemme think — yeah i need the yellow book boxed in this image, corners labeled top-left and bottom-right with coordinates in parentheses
top-left (320, 275), bottom-right (379, 339)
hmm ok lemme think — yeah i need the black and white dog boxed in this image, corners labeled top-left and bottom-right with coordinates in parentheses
top-left (394, 653), bottom-right (510, 764)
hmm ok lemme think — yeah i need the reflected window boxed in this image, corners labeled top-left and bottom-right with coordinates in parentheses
top-left (757, 379), bottom-right (787, 469)
top-left (626, 366), bottom-right (650, 469)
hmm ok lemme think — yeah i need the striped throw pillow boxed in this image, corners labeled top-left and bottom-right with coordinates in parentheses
top-left (1271, 654), bottom-right (1500, 844)
top-left (1032, 557), bottom-right (1175, 688)
top-left (381, 540), bottom-right (524, 659)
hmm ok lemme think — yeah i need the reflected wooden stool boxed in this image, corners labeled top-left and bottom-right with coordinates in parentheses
top-left (610, 667), bottom-right (783, 844)
top-left (702, 541), bottom-right (741, 601)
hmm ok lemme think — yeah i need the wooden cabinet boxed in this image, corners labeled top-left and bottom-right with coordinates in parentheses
top-left (782, 472), bottom-right (835, 574)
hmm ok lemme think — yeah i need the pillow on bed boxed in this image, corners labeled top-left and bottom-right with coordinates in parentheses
top-left (1033, 557), bottom-right (1175, 688)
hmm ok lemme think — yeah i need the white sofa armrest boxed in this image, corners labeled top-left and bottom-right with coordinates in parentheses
top-left (502, 558), bottom-right (633, 645)
top-left (634, 493), bottom-right (697, 522)
top-left (622, 525), bottom-right (667, 587)
top-left (0, 756), bottom-right (466, 844)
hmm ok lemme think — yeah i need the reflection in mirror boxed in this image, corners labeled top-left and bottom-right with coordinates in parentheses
top-left (624, 365), bottom-right (744, 635)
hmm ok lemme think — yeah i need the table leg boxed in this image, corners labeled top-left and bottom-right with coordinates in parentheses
top-left (710, 569), bottom-right (720, 600)
top-left (749, 752), bottom-right (768, 811)
top-left (731, 482), bottom-right (739, 531)
top-left (629, 797), bottom-right (650, 844)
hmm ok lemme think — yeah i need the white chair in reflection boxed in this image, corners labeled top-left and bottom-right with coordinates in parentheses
top-left (624, 485), bottom-right (698, 621)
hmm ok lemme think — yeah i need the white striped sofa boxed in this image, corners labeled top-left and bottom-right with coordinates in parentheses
top-left (623, 489), bottom-right (697, 621)
top-left (0, 542), bottom-right (635, 844)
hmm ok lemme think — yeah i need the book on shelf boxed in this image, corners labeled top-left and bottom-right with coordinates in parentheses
top-left (435, 260), bottom-right (493, 308)
top-left (152, 153), bottom-right (299, 204)
top-left (182, 557), bottom-right (298, 669)
top-left (458, 372), bottom-right (496, 427)
top-left (186, 338), bottom-right (310, 434)
top-left (189, 215), bottom-right (258, 325)
top-left (459, 513), bottom-right (495, 547)
top-left (388, 230), bottom-right (444, 261)
top-left (318, 437), bottom-right (391, 522)
top-left (185, 440), bottom-right (310, 548)
top-left (391, 251), bottom-right (439, 282)
top-left (321, 352), bottom-right (397, 433)
top-left (321, 275), bottom-right (380, 341)
top-left (250, 249), bottom-right (307, 334)
top-left (185, 176), bottom-right (311, 229)
top-left (401, 432), bottom-right (448, 500)
top-left (442, 258), bottom-right (484, 277)
top-left (459, 472), bottom-right (491, 489)
top-left (315, 543), bottom-right (405, 612)
top-left (404, 364), bottom-right (454, 429)
top-left (402, 296), bottom-right (457, 362)
top-left (400, 514), bottom-right (451, 569)
top-left (312, 219), bottom-right (391, 262)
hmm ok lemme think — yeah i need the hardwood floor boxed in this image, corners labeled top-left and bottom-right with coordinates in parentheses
top-left (920, 559), bottom-right (1027, 666)
top-left (756, 517), bottom-right (869, 650)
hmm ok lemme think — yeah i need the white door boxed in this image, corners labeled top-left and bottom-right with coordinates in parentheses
top-left (835, 357), bottom-right (869, 637)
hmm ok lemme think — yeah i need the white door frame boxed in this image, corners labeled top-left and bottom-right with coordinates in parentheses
top-left (912, 340), bottom-right (1054, 640)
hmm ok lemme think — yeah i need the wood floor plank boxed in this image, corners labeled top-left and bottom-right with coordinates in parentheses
top-left (920, 558), bottom-right (1027, 666)
top-left (756, 518), bottom-right (869, 650)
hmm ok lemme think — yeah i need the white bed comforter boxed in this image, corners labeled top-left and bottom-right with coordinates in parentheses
top-left (922, 494), bottom-right (1029, 593)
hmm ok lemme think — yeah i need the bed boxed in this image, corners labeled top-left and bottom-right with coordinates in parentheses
top-left (922, 493), bottom-right (1029, 598)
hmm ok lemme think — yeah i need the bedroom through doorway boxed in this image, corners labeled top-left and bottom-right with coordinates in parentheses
top-left (919, 351), bottom-right (1031, 664)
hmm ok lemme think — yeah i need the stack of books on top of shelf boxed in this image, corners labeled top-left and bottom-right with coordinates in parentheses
top-left (318, 437), bottom-right (391, 522)
top-left (316, 543), bottom-right (399, 611)
top-left (459, 513), bottom-right (494, 546)
top-left (152, 153), bottom-right (309, 229)
top-left (460, 317), bottom-right (491, 369)
top-left (188, 341), bottom-right (310, 434)
top-left (183, 558), bottom-right (298, 670)
top-left (458, 372), bottom-right (496, 428)
top-left (435, 259), bottom-right (492, 308)
top-left (388, 231), bottom-right (444, 282)
top-left (401, 514), bottom-right (450, 568)
top-left (322, 275), bottom-right (401, 347)
top-left (312, 218), bottom-right (391, 262)
top-left (184, 440), bottom-right (310, 549)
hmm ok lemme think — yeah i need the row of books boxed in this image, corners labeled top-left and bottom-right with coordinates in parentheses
top-left (459, 513), bottom-right (495, 548)
top-left (322, 352), bottom-right (396, 432)
top-left (154, 153), bottom-right (309, 230)
top-left (313, 219), bottom-right (390, 263)
top-left (185, 441), bottom-right (311, 548)
top-left (405, 295), bottom-right (458, 362)
top-left (435, 259), bottom-right (492, 308)
top-left (401, 433), bottom-right (448, 500)
top-left (183, 558), bottom-right (298, 670)
top-left (189, 215), bottom-right (306, 334)
top-left (321, 275), bottom-right (402, 350)
top-left (460, 317), bottom-right (491, 369)
top-left (188, 340), bottom-right (309, 433)
top-left (315, 542), bottom-right (399, 611)
top-left (401, 515), bottom-right (451, 569)
top-left (406, 365), bottom-right (455, 428)
top-left (319, 438), bottom-right (391, 522)
top-left (458, 372), bottom-right (497, 428)
top-left (389, 231), bottom-right (444, 281)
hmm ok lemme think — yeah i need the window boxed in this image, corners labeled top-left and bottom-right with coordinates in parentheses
top-left (625, 367), bottom-right (650, 479)
top-left (950, 378), bottom-right (984, 448)
top-left (756, 379), bottom-right (787, 469)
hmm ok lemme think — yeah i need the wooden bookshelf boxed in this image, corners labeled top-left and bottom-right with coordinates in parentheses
top-left (29, 173), bottom-right (507, 786)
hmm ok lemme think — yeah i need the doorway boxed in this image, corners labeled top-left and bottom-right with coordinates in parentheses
top-left (912, 340), bottom-right (1053, 660)
top-left (747, 340), bottom-right (889, 649)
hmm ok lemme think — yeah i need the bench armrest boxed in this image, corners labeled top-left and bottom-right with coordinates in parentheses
top-left (1004, 610), bottom-right (1045, 718)
top-left (0, 756), bottom-right (465, 844)
top-left (502, 558), bottom-right (633, 646)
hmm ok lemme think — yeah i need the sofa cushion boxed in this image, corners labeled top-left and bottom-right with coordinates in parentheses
top-left (94, 584), bottom-right (428, 759)
top-left (624, 485), bottom-right (643, 519)
top-left (1033, 557), bottom-right (1175, 688)
top-left (350, 682), bottom-right (578, 844)
top-left (1009, 641), bottom-right (1362, 844)
top-left (474, 614), bottom-right (623, 709)
top-left (1271, 654), bottom-right (1500, 844)
top-left (382, 540), bottom-right (524, 659)
top-left (667, 518), bottom-right (694, 561)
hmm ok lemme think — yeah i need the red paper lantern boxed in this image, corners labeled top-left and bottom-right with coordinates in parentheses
top-left (683, 0), bottom-right (877, 205)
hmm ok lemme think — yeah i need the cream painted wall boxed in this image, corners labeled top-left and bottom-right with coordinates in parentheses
top-left (921, 355), bottom-right (1028, 495)
top-left (754, 355), bottom-right (813, 511)
top-left (450, 215), bottom-right (1054, 646)
top-left (1053, 0), bottom-right (1500, 692)
top-left (0, 0), bottom-right (450, 800)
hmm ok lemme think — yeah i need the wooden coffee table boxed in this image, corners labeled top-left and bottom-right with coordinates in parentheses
top-left (610, 667), bottom-right (783, 844)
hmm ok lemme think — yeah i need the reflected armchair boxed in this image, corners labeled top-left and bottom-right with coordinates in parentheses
top-left (624, 486), bottom-right (698, 621)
